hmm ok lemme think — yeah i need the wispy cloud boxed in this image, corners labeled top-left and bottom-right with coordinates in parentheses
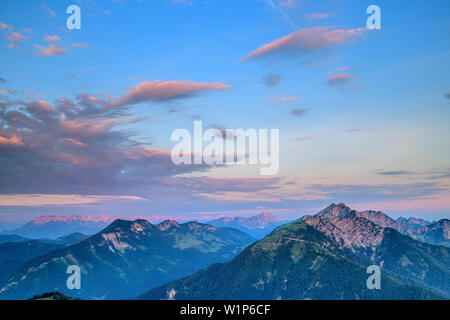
top-left (0, 133), bottom-right (24, 147)
top-left (326, 73), bottom-right (356, 86)
top-left (294, 135), bottom-right (312, 141)
top-left (291, 108), bottom-right (308, 117)
top-left (377, 170), bottom-right (414, 176)
top-left (0, 22), bottom-right (12, 30)
top-left (34, 44), bottom-right (66, 56)
top-left (241, 26), bottom-right (367, 63)
top-left (276, 0), bottom-right (300, 9)
top-left (264, 0), bottom-right (299, 29)
top-left (347, 126), bottom-right (372, 133)
top-left (109, 80), bottom-right (231, 109)
top-left (71, 42), bottom-right (91, 49)
top-left (262, 74), bottom-right (283, 87)
top-left (44, 34), bottom-right (61, 42)
top-left (40, 3), bottom-right (56, 18)
top-left (0, 194), bottom-right (145, 206)
top-left (268, 96), bottom-right (298, 103)
top-left (7, 32), bottom-right (26, 42)
top-left (304, 12), bottom-right (335, 20)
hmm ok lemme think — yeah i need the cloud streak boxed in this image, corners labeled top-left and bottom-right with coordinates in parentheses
top-left (326, 73), bottom-right (356, 86)
top-left (35, 44), bottom-right (66, 56)
top-left (109, 80), bottom-right (231, 109)
top-left (241, 26), bottom-right (367, 63)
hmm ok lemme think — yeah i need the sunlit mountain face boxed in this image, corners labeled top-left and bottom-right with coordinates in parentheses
top-left (0, 0), bottom-right (449, 302)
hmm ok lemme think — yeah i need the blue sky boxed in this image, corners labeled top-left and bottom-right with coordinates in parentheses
top-left (0, 0), bottom-right (449, 229)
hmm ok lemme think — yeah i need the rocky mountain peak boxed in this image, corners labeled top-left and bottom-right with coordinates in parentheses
top-left (316, 203), bottom-right (356, 219)
top-left (157, 220), bottom-right (180, 231)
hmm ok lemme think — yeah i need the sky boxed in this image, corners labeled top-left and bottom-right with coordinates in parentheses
top-left (0, 0), bottom-right (449, 229)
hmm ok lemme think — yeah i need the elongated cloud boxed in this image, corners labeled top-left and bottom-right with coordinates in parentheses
top-left (0, 194), bottom-right (145, 206)
top-left (326, 73), bottom-right (356, 86)
top-left (35, 44), bottom-right (66, 56)
top-left (291, 108), bottom-right (308, 117)
top-left (109, 80), bottom-right (231, 109)
top-left (241, 26), bottom-right (366, 62)
top-left (304, 12), bottom-right (335, 20)
top-left (40, 3), bottom-right (56, 17)
top-left (44, 34), bottom-right (60, 42)
top-left (7, 32), bottom-right (25, 42)
top-left (263, 74), bottom-right (282, 87)
top-left (0, 22), bottom-right (12, 30)
top-left (0, 133), bottom-right (24, 146)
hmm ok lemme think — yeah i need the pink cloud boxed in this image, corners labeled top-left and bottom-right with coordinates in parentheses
top-left (241, 26), bottom-right (367, 62)
top-left (7, 32), bottom-right (25, 42)
top-left (71, 42), bottom-right (91, 49)
top-left (0, 194), bottom-right (145, 207)
top-left (26, 100), bottom-right (53, 115)
top-left (0, 133), bottom-right (24, 147)
top-left (35, 44), bottom-right (66, 56)
top-left (304, 12), bottom-right (335, 20)
top-left (44, 34), bottom-right (61, 42)
top-left (40, 3), bottom-right (56, 17)
top-left (109, 80), bottom-right (231, 108)
top-left (63, 138), bottom-right (87, 147)
top-left (267, 96), bottom-right (299, 103)
top-left (0, 22), bottom-right (12, 29)
top-left (8, 44), bottom-right (19, 49)
top-left (326, 73), bottom-right (356, 86)
top-left (57, 117), bottom-right (118, 137)
top-left (277, 0), bottom-right (299, 9)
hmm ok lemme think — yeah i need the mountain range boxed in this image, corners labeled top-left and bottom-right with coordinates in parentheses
top-left (0, 203), bottom-right (448, 300)
top-left (0, 233), bottom-right (89, 281)
top-left (0, 219), bottom-right (254, 299)
top-left (3, 215), bottom-right (120, 239)
top-left (3, 212), bottom-right (286, 240)
top-left (139, 203), bottom-right (449, 300)
top-left (208, 212), bottom-right (286, 238)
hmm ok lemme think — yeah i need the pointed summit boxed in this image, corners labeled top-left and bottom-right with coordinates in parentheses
top-left (157, 220), bottom-right (180, 231)
top-left (246, 211), bottom-right (278, 227)
top-left (315, 203), bottom-right (356, 219)
top-left (208, 211), bottom-right (284, 238)
top-left (101, 219), bottom-right (152, 234)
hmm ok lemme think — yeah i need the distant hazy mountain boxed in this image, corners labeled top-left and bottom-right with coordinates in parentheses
top-left (0, 219), bottom-right (254, 300)
top-left (396, 217), bottom-right (432, 228)
top-left (0, 240), bottom-right (63, 280)
top-left (0, 233), bottom-right (89, 279)
top-left (140, 209), bottom-right (444, 300)
top-left (51, 232), bottom-right (89, 245)
top-left (5, 215), bottom-right (116, 239)
top-left (208, 212), bottom-right (285, 238)
top-left (412, 219), bottom-right (449, 247)
top-left (0, 234), bottom-right (29, 245)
